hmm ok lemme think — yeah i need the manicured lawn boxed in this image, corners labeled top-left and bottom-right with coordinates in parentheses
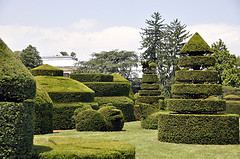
top-left (34, 121), bottom-right (240, 159)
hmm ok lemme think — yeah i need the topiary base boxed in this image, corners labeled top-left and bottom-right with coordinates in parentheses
top-left (158, 112), bottom-right (239, 145)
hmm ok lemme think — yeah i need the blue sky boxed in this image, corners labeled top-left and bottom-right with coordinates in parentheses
top-left (0, 0), bottom-right (239, 60)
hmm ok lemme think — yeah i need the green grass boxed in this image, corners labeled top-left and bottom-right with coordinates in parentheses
top-left (34, 121), bottom-right (240, 159)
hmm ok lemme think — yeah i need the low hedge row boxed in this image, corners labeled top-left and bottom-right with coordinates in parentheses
top-left (95, 96), bottom-right (134, 121)
top-left (141, 111), bottom-right (162, 130)
top-left (136, 96), bottom-right (164, 104)
top-left (166, 99), bottom-right (226, 113)
top-left (70, 73), bottom-right (113, 82)
top-left (34, 84), bottom-right (53, 135)
top-left (158, 112), bottom-right (239, 144)
top-left (140, 84), bottom-right (159, 90)
top-left (172, 84), bottom-right (222, 96)
top-left (33, 137), bottom-right (135, 159)
top-left (0, 101), bottom-right (34, 159)
top-left (178, 56), bottom-right (215, 68)
top-left (139, 90), bottom-right (161, 96)
top-left (175, 70), bottom-right (218, 83)
top-left (224, 94), bottom-right (240, 101)
top-left (84, 82), bottom-right (130, 97)
top-left (53, 102), bottom-right (98, 130)
top-left (48, 92), bottom-right (94, 103)
top-left (226, 101), bottom-right (240, 116)
top-left (30, 64), bottom-right (63, 76)
top-left (142, 74), bottom-right (158, 83)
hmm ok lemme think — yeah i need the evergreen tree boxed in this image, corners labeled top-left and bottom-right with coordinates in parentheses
top-left (20, 45), bottom-right (43, 69)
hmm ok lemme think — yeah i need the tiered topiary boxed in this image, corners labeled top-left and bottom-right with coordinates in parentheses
top-left (30, 64), bottom-right (63, 76)
top-left (0, 38), bottom-right (36, 158)
top-left (158, 32), bottom-right (239, 144)
top-left (224, 94), bottom-right (240, 116)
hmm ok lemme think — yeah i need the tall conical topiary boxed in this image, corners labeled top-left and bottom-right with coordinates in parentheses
top-left (158, 33), bottom-right (239, 145)
top-left (0, 38), bottom-right (36, 158)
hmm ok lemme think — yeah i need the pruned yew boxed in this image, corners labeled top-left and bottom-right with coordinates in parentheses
top-left (179, 56), bottom-right (216, 68)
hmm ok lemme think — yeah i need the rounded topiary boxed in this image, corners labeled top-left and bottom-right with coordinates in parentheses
top-left (98, 104), bottom-right (124, 131)
top-left (75, 108), bottom-right (107, 131)
top-left (34, 83), bottom-right (53, 135)
top-left (30, 64), bottom-right (63, 76)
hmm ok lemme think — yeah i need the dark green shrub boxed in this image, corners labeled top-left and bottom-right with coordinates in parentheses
top-left (179, 56), bottom-right (216, 68)
top-left (98, 104), bottom-right (124, 131)
top-left (136, 102), bottom-right (161, 120)
top-left (70, 73), bottom-right (113, 82)
top-left (172, 84), bottom-right (222, 96)
top-left (34, 83), bottom-right (53, 135)
top-left (226, 101), bottom-right (240, 116)
top-left (95, 96), bottom-right (134, 121)
top-left (224, 94), bottom-right (240, 101)
top-left (166, 99), bottom-right (226, 113)
top-left (158, 112), bottom-right (239, 144)
top-left (0, 101), bottom-right (34, 158)
top-left (0, 38), bottom-right (36, 102)
top-left (142, 74), bottom-right (158, 83)
top-left (141, 111), bottom-right (162, 129)
top-left (75, 109), bottom-right (107, 131)
top-left (140, 83), bottom-right (159, 90)
top-left (53, 102), bottom-right (98, 130)
top-left (136, 96), bottom-right (164, 104)
top-left (134, 105), bottom-right (141, 121)
top-left (139, 90), bottom-right (161, 96)
top-left (30, 64), bottom-right (63, 76)
top-left (35, 76), bottom-right (95, 103)
top-left (175, 70), bottom-right (218, 83)
top-left (84, 82), bottom-right (130, 97)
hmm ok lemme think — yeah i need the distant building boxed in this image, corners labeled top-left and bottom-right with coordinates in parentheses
top-left (42, 56), bottom-right (78, 77)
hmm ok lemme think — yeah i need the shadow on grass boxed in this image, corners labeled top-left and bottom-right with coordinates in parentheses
top-left (32, 145), bottom-right (53, 158)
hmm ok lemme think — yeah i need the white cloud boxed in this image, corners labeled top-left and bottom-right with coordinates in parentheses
top-left (187, 23), bottom-right (240, 56)
top-left (0, 21), bottom-right (141, 61)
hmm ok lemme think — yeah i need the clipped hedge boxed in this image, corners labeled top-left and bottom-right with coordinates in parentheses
top-left (158, 112), bottom-right (239, 144)
top-left (141, 111), bottom-right (162, 130)
top-left (35, 76), bottom-right (95, 103)
top-left (0, 38), bottom-right (36, 102)
top-left (139, 90), bottom-right (161, 96)
top-left (98, 105), bottom-right (124, 131)
top-left (136, 96), bottom-right (164, 104)
top-left (70, 73), bottom-right (113, 82)
top-left (30, 64), bottom-right (63, 76)
top-left (34, 83), bottom-right (53, 135)
top-left (140, 83), bottom-right (159, 90)
top-left (95, 96), bottom-right (134, 121)
top-left (224, 94), bottom-right (240, 101)
top-left (33, 137), bottom-right (135, 159)
top-left (84, 82), bottom-right (130, 97)
top-left (226, 101), bottom-right (240, 116)
top-left (175, 70), bottom-right (218, 83)
top-left (0, 101), bottom-right (34, 159)
top-left (178, 56), bottom-right (216, 68)
top-left (166, 99), bottom-right (226, 113)
top-left (142, 74), bottom-right (158, 83)
top-left (75, 109), bottom-right (107, 131)
top-left (172, 84), bottom-right (222, 96)
top-left (53, 102), bottom-right (98, 130)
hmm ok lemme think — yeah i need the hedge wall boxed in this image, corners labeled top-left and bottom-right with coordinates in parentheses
top-left (140, 83), bottom-right (159, 90)
top-left (158, 112), bottom-right (239, 144)
top-left (172, 84), bottom-right (222, 96)
top-left (53, 102), bottom-right (98, 130)
top-left (30, 64), bottom-right (63, 76)
top-left (141, 111), bottom-right (162, 130)
top-left (166, 99), bottom-right (226, 113)
top-left (224, 94), bottom-right (240, 101)
top-left (0, 38), bottom-right (36, 102)
top-left (33, 137), bottom-right (135, 159)
top-left (95, 96), bottom-right (134, 121)
top-left (70, 73), bottom-right (113, 82)
top-left (35, 76), bottom-right (95, 103)
top-left (226, 101), bottom-right (240, 116)
top-left (0, 101), bottom-right (34, 158)
top-left (84, 82), bottom-right (130, 97)
top-left (178, 56), bottom-right (215, 68)
top-left (175, 70), bottom-right (218, 83)
top-left (136, 96), bottom-right (164, 104)
top-left (34, 83), bottom-right (53, 135)
top-left (142, 74), bottom-right (158, 83)
top-left (139, 90), bottom-right (161, 96)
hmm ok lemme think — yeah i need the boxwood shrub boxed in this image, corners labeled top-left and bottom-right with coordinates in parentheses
top-left (30, 64), bottom-right (63, 76)
top-left (179, 56), bottom-right (215, 68)
top-left (158, 111), bottom-right (239, 144)
top-left (98, 104), bottom-right (124, 131)
top-left (70, 73), bottom-right (113, 82)
top-left (95, 96), bottom-right (134, 121)
top-left (172, 84), bottom-right (222, 96)
top-left (226, 101), bottom-right (240, 116)
top-left (53, 102), bottom-right (98, 130)
top-left (139, 90), bottom-right (161, 96)
top-left (136, 96), bottom-right (164, 104)
top-left (166, 99), bottom-right (226, 113)
top-left (84, 82), bottom-right (130, 97)
top-left (0, 101), bottom-right (34, 159)
top-left (142, 74), bottom-right (158, 83)
top-left (34, 83), bottom-right (53, 135)
top-left (140, 83), bottom-right (159, 90)
top-left (141, 111), bottom-right (163, 129)
top-left (175, 70), bottom-right (218, 83)
top-left (224, 94), bottom-right (240, 101)
top-left (0, 38), bottom-right (36, 102)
